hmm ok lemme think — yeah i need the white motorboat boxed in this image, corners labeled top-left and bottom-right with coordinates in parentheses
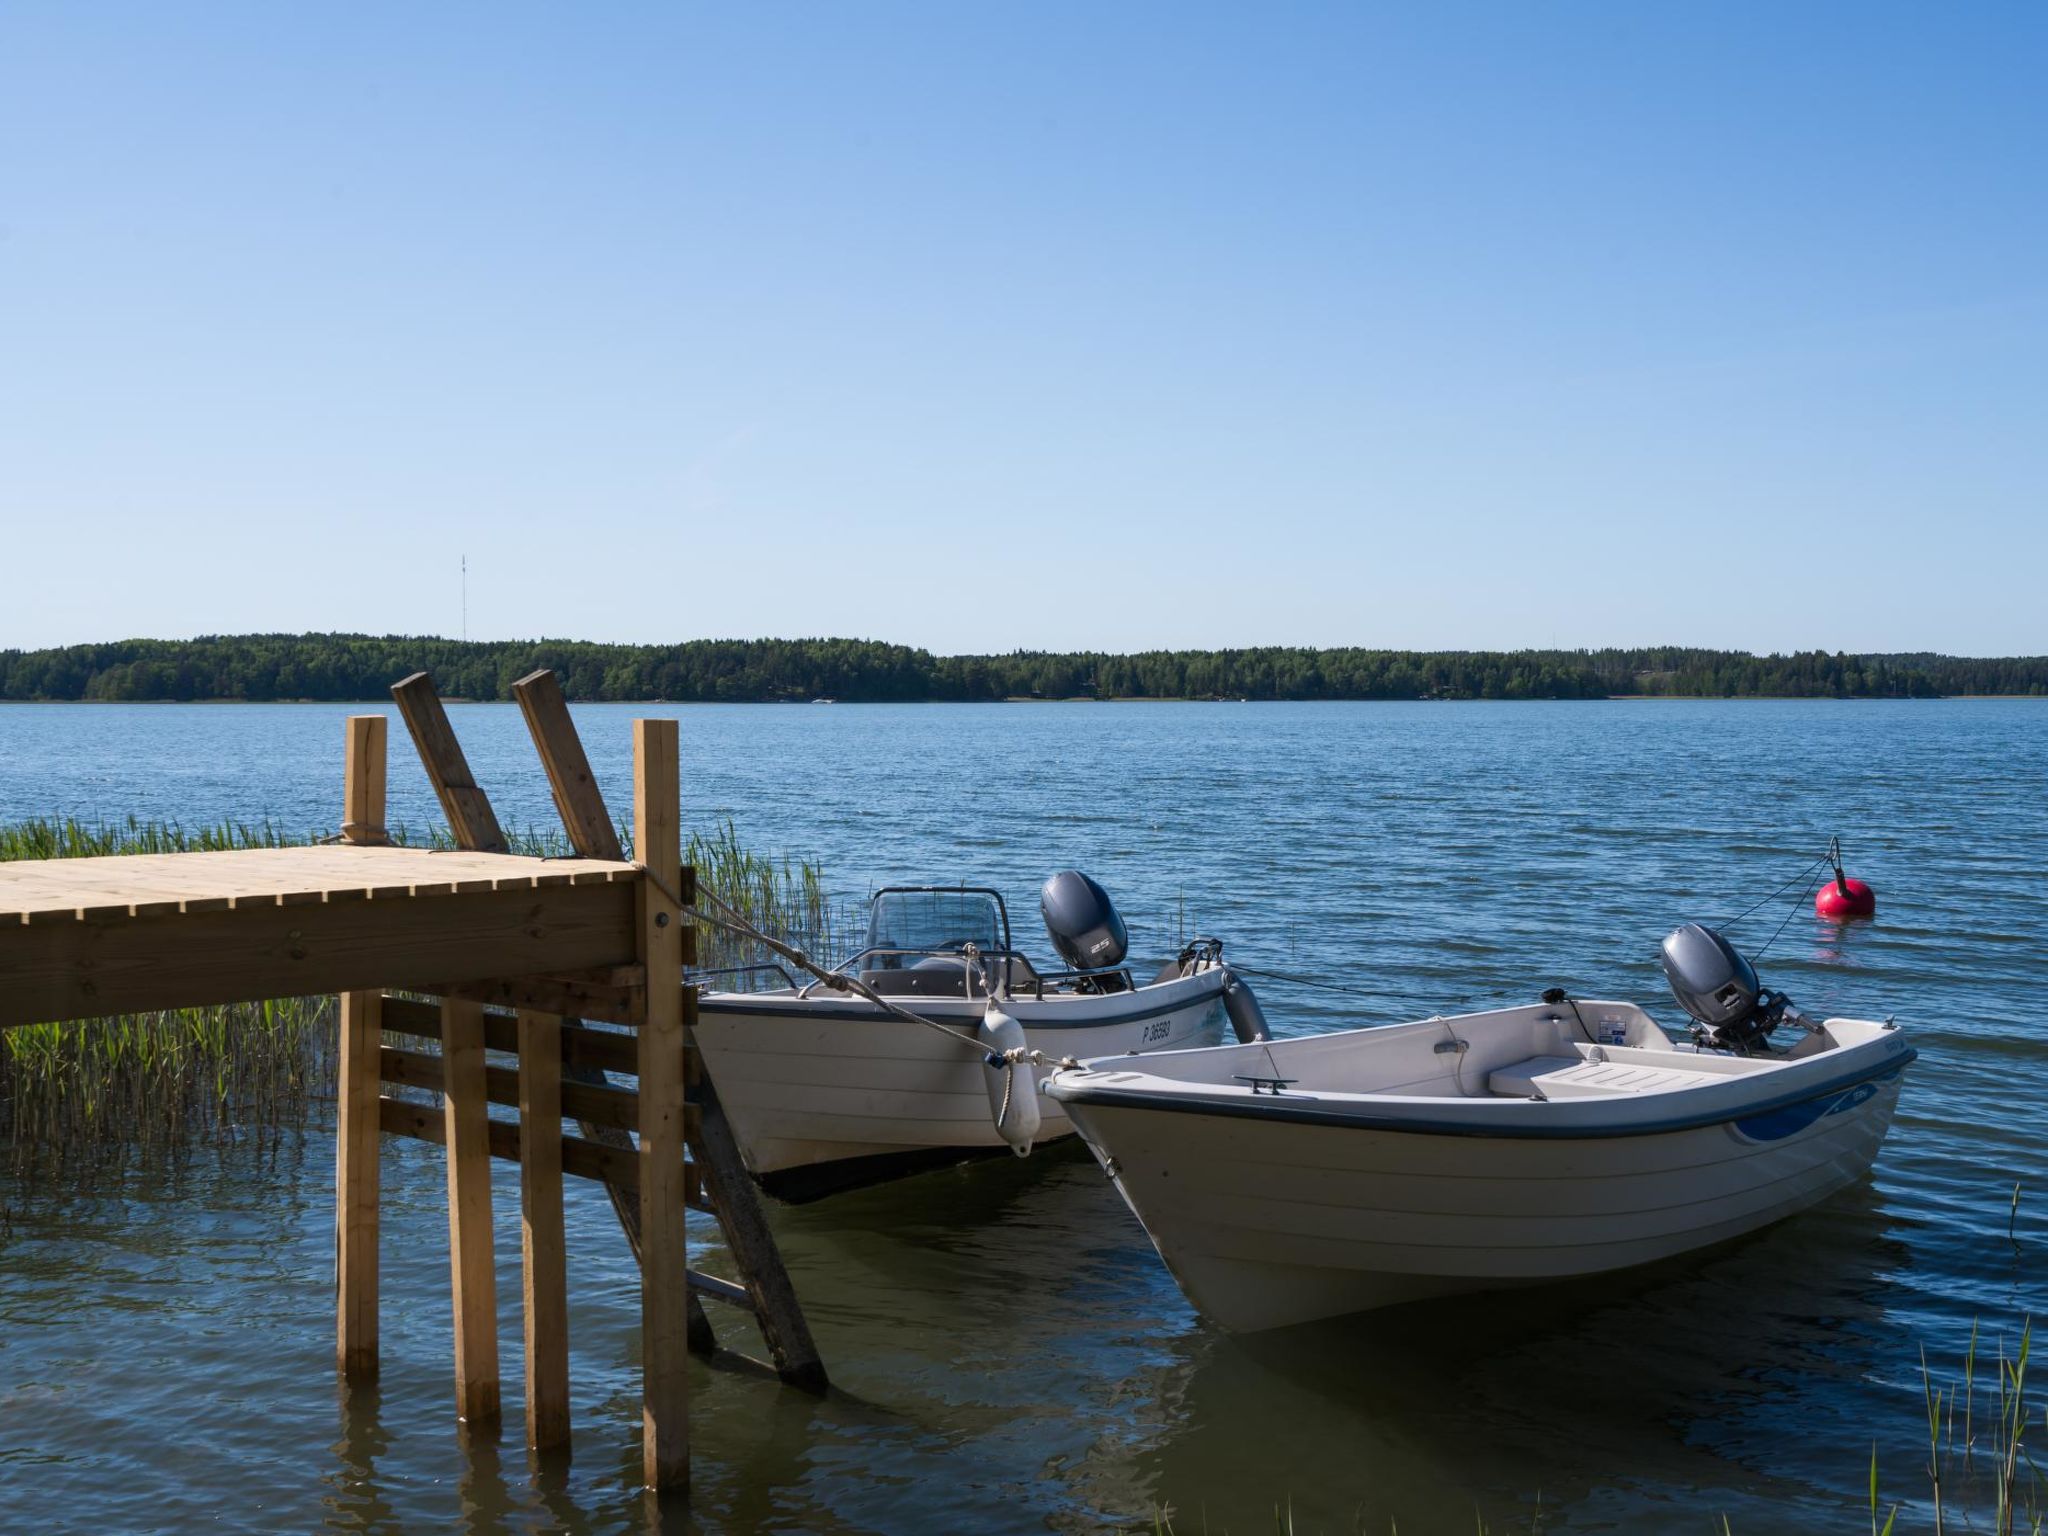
top-left (1045, 923), bottom-right (1915, 1331)
top-left (695, 874), bottom-right (1267, 1201)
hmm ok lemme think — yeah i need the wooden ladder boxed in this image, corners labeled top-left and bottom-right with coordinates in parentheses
top-left (381, 668), bottom-right (825, 1424)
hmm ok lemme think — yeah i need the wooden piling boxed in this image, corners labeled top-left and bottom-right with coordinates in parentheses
top-left (442, 996), bottom-right (501, 1427)
top-left (634, 719), bottom-right (690, 1491)
top-left (336, 714), bottom-right (386, 1382)
top-left (517, 1007), bottom-right (572, 1452)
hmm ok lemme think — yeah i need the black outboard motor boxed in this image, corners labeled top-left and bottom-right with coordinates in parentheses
top-left (1040, 871), bottom-right (1129, 992)
top-left (1659, 922), bottom-right (1802, 1055)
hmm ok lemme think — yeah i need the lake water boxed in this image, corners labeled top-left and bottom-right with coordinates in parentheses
top-left (2, 699), bottom-right (2044, 1534)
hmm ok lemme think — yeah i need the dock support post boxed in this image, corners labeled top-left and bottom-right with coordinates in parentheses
top-left (443, 996), bottom-right (502, 1428)
top-left (336, 713), bottom-right (386, 1382)
top-left (634, 718), bottom-right (690, 1492)
top-left (517, 1007), bottom-right (572, 1453)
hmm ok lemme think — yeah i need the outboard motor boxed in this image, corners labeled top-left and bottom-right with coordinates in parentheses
top-left (1040, 870), bottom-right (1129, 992)
top-left (1659, 922), bottom-right (1806, 1055)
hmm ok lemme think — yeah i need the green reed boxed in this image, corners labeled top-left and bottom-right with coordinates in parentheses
top-left (1, 814), bottom-right (838, 1175)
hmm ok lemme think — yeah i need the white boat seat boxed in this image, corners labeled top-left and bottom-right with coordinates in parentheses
top-left (1487, 1055), bottom-right (1728, 1100)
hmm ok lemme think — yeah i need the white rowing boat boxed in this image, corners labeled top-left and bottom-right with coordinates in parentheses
top-left (1045, 924), bottom-right (1914, 1330)
top-left (695, 876), bottom-right (1267, 1201)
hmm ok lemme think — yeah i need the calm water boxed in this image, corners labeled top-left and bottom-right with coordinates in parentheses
top-left (2, 699), bottom-right (2044, 1534)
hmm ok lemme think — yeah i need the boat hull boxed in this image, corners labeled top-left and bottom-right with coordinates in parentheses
top-left (1060, 1061), bottom-right (1906, 1331)
top-left (694, 969), bottom-right (1229, 1193)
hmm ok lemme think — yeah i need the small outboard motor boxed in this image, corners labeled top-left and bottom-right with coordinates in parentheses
top-left (1659, 922), bottom-right (1804, 1055)
top-left (1040, 870), bottom-right (1129, 991)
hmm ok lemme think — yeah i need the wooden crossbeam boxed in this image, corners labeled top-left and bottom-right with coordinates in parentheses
top-left (380, 994), bottom-right (646, 1075)
top-left (378, 1044), bottom-right (675, 1135)
top-left (424, 971), bottom-right (645, 1028)
top-left (375, 1095), bottom-right (691, 1197)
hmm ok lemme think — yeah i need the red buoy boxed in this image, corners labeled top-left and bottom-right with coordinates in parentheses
top-left (1816, 874), bottom-right (1876, 920)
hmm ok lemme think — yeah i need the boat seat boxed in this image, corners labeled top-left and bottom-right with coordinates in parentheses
top-left (1487, 1055), bottom-right (1728, 1100)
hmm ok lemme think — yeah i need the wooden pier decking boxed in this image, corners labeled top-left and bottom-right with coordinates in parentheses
top-left (0, 844), bottom-right (641, 1028)
top-left (0, 672), bottom-right (824, 1499)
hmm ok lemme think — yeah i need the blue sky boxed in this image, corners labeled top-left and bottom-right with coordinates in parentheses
top-left (3, 3), bottom-right (2042, 655)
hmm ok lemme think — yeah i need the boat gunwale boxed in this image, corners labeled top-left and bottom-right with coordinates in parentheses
top-left (695, 966), bottom-right (1228, 1030)
top-left (1047, 1043), bottom-right (1916, 1140)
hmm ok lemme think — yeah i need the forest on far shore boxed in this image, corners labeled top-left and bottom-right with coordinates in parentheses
top-left (3, 636), bottom-right (2043, 704)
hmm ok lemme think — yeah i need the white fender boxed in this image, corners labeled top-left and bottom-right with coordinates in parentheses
top-left (977, 1001), bottom-right (1040, 1156)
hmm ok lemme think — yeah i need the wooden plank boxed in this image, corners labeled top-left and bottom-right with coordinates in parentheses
top-left (687, 1270), bottom-right (750, 1307)
top-left (391, 672), bottom-right (509, 855)
top-left (377, 1096), bottom-right (638, 1188)
top-left (426, 973), bottom-right (645, 1029)
top-left (518, 1010), bottom-right (571, 1452)
top-left (513, 670), bottom-right (624, 861)
top-left (0, 881), bottom-right (638, 1030)
top-left (336, 715), bottom-right (387, 1384)
top-left (380, 1045), bottom-right (638, 1132)
top-left (0, 845), bottom-right (636, 927)
top-left (380, 995), bottom-right (648, 1076)
top-left (634, 718), bottom-right (689, 1492)
top-left (442, 998), bottom-right (501, 1428)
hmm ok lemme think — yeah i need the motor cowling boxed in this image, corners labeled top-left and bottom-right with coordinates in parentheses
top-left (1040, 871), bottom-right (1129, 976)
top-left (1659, 922), bottom-right (1798, 1054)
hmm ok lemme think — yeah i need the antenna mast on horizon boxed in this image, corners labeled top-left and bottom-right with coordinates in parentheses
top-left (461, 554), bottom-right (467, 643)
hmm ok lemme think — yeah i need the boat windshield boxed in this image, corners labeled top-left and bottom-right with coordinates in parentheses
top-left (864, 888), bottom-right (1009, 960)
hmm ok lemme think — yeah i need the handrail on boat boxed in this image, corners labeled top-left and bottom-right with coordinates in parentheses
top-left (792, 944), bottom-right (1151, 1002)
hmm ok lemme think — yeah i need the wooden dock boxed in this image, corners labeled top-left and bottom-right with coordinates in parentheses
top-left (0, 671), bottom-right (824, 1498)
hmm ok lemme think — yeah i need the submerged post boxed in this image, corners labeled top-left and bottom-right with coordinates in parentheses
top-left (336, 713), bottom-right (387, 1382)
top-left (443, 995), bottom-right (501, 1427)
top-left (634, 718), bottom-right (690, 1491)
top-left (517, 1006), bottom-right (571, 1452)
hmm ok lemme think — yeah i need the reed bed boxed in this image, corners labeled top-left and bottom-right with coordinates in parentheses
top-left (0, 813), bottom-right (838, 1178)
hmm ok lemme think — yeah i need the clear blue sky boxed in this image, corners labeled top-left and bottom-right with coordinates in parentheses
top-left (3, 3), bottom-right (2043, 655)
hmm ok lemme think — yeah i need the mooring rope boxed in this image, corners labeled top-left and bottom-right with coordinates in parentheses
top-left (1715, 844), bottom-right (1836, 929)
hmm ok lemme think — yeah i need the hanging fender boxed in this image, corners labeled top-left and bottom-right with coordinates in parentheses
top-left (1220, 966), bottom-right (1273, 1044)
top-left (977, 1001), bottom-right (1041, 1156)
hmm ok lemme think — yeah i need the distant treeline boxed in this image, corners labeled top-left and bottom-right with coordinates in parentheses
top-left (2, 635), bottom-right (2044, 703)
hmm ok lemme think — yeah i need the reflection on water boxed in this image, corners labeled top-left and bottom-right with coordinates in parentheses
top-left (3, 700), bottom-right (2046, 1532)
